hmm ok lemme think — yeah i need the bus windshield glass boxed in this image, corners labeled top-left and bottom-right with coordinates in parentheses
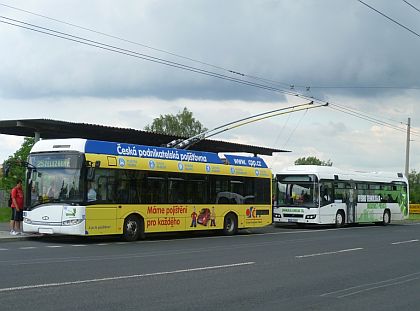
top-left (275, 174), bottom-right (319, 208)
top-left (26, 153), bottom-right (84, 208)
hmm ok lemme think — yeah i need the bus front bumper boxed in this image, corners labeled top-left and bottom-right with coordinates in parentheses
top-left (23, 221), bottom-right (86, 236)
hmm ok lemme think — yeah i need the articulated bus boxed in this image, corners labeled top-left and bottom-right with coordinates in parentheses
top-left (23, 139), bottom-right (272, 241)
top-left (273, 165), bottom-right (409, 227)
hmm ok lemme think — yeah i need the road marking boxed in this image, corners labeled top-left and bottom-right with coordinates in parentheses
top-left (140, 225), bottom-right (381, 244)
top-left (19, 247), bottom-right (37, 250)
top-left (0, 248), bottom-right (8, 251)
top-left (0, 261), bottom-right (255, 293)
top-left (96, 243), bottom-right (109, 246)
top-left (71, 245), bottom-right (87, 247)
top-left (391, 239), bottom-right (419, 245)
top-left (321, 271), bottom-right (420, 298)
top-left (337, 277), bottom-right (420, 298)
top-left (46, 245), bottom-right (63, 248)
top-left (296, 247), bottom-right (363, 258)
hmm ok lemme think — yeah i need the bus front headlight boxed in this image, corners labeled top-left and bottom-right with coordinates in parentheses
top-left (62, 219), bottom-right (84, 226)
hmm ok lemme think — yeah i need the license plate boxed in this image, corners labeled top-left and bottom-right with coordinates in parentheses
top-left (288, 218), bottom-right (298, 222)
top-left (39, 228), bottom-right (53, 234)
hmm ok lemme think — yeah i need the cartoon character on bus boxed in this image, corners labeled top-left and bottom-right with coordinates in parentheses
top-left (210, 207), bottom-right (216, 227)
top-left (190, 207), bottom-right (198, 227)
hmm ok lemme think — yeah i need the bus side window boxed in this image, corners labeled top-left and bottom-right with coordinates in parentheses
top-left (320, 182), bottom-right (333, 206)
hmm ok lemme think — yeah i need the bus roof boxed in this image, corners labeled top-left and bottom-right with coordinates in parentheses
top-left (277, 165), bottom-right (407, 183)
top-left (30, 138), bottom-right (269, 169)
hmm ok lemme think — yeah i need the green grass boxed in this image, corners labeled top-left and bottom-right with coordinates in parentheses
top-left (409, 213), bottom-right (420, 221)
top-left (0, 208), bottom-right (11, 222)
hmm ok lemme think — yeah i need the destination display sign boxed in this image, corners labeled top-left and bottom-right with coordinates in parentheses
top-left (29, 154), bottom-right (81, 169)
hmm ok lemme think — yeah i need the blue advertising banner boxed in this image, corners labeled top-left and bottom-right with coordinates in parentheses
top-left (85, 140), bottom-right (223, 164)
top-left (224, 154), bottom-right (268, 168)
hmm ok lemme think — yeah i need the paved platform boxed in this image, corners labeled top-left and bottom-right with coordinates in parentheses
top-left (0, 222), bottom-right (42, 241)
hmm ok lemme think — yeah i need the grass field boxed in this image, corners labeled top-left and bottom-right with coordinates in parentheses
top-left (409, 213), bottom-right (420, 221)
top-left (0, 207), bottom-right (11, 222)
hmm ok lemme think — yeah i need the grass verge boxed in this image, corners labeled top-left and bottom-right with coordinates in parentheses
top-left (0, 208), bottom-right (11, 222)
top-left (409, 213), bottom-right (420, 221)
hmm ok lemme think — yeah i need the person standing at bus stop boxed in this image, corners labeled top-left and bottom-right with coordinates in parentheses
top-left (10, 179), bottom-right (24, 235)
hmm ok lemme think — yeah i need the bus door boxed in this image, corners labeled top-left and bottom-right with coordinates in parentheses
top-left (346, 182), bottom-right (356, 223)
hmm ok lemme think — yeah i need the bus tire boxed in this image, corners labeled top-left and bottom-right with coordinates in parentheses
top-left (335, 211), bottom-right (345, 228)
top-left (223, 213), bottom-right (238, 235)
top-left (123, 214), bottom-right (144, 242)
top-left (382, 210), bottom-right (391, 226)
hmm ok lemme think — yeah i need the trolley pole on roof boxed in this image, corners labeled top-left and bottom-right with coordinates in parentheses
top-left (405, 117), bottom-right (411, 177)
top-left (166, 101), bottom-right (327, 150)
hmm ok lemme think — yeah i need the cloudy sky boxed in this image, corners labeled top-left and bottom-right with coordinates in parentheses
top-left (0, 0), bottom-right (419, 174)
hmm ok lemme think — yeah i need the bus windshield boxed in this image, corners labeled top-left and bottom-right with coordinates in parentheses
top-left (26, 153), bottom-right (84, 208)
top-left (275, 174), bottom-right (319, 208)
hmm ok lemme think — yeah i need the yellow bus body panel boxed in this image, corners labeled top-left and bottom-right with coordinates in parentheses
top-left (83, 153), bottom-right (272, 236)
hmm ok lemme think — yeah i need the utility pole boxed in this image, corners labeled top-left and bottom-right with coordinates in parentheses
top-left (405, 117), bottom-right (411, 177)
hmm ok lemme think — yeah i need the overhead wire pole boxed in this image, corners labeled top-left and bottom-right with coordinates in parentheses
top-left (405, 117), bottom-right (411, 177)
top-left (170, 102), bottom-right (327, 150)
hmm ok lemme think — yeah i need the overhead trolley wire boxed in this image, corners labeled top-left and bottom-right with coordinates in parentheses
top-left (402, 0), bottom-right (420, 14)
top-left (328, 104), bottom-right (420, 139)
top-left (0, 7), bottom-right (417, 139)
top-left (0, 16), bottom-right (310, 99)
top-left (2, 4), bottom-right (419, 93)
top-left (357, 0), bottom-right (420, 39)
top-left (0, 14), bottom-right (327, 106)
top-left (0, 2), bottom-right (294, 88)
top-left (0, 2), bottom-right (234, 74)
top-left (3, 3), bottom-right (420, 93)
top-left (329, 103), bottom-right (407, 131)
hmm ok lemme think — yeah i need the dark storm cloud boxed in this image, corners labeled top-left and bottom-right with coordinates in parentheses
top-left (0, 0), bottom-right (419, 101)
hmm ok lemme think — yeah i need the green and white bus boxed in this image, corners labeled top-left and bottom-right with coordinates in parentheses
top-left (273, 165), bottom-right (409, 227)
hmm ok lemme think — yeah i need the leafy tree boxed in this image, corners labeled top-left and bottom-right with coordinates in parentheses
top-left (408, 169), bottom-right (420, 203)
top-left (144, 107), bottom-right (207, 137)
top-left (294, 156), bottom-right (333, 166)
top-left (0, 137), bottom-right (35, 191)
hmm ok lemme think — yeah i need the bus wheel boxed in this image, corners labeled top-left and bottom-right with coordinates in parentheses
top-left (335, 211), bottom-right (345, 228)
top-left (223, 213), bottom-right (238, 235)
top-left (123, 215), bottom-right (144, 242)
top-left (382, 210), bottom-right (391, 226)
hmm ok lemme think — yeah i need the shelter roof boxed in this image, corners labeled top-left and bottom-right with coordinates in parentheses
top-left (0, 119), bottom-right (289, 156)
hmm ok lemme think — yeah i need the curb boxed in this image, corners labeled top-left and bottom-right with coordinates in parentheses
top-left (0, 232), bottom-right (44, 242)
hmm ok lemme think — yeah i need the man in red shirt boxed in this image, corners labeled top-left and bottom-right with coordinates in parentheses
top-left (10, 179), bottom-right (24, 235)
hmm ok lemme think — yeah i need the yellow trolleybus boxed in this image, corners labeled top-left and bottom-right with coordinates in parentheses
top-left (23, 138), bottom-right (272, 241)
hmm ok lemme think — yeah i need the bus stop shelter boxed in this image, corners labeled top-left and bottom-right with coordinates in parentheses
top-left (0, 119), bottom-right (288, 156)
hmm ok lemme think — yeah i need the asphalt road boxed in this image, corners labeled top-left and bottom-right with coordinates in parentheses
top-left (0, 223), bottom-right (420, 311)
